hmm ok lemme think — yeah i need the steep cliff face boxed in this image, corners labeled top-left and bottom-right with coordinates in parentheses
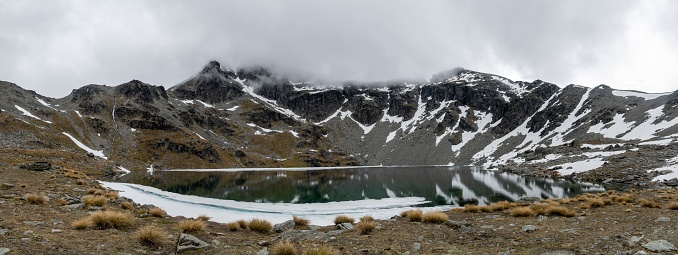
top-left (1, 61), bottom-right (677, 181)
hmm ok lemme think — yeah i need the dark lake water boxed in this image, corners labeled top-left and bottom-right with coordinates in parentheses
top-left (116, 166), bottom-right (604, 206)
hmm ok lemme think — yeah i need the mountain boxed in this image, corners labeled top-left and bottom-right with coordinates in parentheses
top-left (1, 61), bottom-right (677, 186)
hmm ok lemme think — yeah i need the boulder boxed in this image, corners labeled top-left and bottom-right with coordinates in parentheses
top-left (642, 240), bottom-right (676, 252)
top-left (176, 233), bottom-right (209, 253)
top-left (273, 220), bottom-right (295, 233)
top-left (20, 162), bottom-right (51, 171)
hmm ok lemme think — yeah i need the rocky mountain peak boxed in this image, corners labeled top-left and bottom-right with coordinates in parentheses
top-left (169, 61), bottom-right (245, 104)
top-left (114, 80), bottom-right (168, 102)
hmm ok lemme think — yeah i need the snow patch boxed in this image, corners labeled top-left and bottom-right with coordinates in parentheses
top-left (15, 105), bottom-right (52, 123)
top-left (552, 158), bottom-right (606, 175)
top-left (612, 90), bottom-right (670, 100)
top-left (62, 132), bottom-right (107, 159)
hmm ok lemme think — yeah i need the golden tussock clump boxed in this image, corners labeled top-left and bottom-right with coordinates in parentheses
top-left (179, 219), bottom-right (206, 233)
top-left (90, 211), bottom-right (134, 229)
top-left (333, 215), bottom-right (355, 225)
top-left (509, 207), bottom-right (534, 217)
top-left (356, 221), bottom-right (376, 235)
top-left (461, 204), bottom-right (483, 213)
top-left (359, 215), bottom-right (374, 222)
top-left (586, 198), bottom-right (605, 208)
top-left (104, 191), bottom-right (119, 200)
top-left (248, 218), bottom-right (273, 234)
top-left (83, 195), bottom-right (107, 207)
top-left (225, 221), bottom-right (241, 231)
top-left (63, 169), bottom-right (89, 179)
top-left (149, 207), bottom-right (166, 217)
top-left (196, 214), bottom-right (211, 221)
top-left (292, 216), bottom-right (310, 227)
top-left (269, 240), bottom-right (297, 255)
top-left (304, 245), bottom-right (339, 255)
top-left (638, 199), bottom-right (660, 208)
top-left (421, 211), bottom-right (449, 223)
top-left (529, 203), bottom-right (550, 215)
top-left (120, 201), bottom-right (135, 210)
top-left (135, 225), bottom-right (168, 247)
top-left (237, 219), bottom-right (249, 229)
top-left (25, 194), bottom-right (47, 204)
top-left (71, 218), bottom-right (93, 229)
top-left (487, 201), bottom-right (516, 212)
top-left (545, 206), bottom-right (576, 217)
top-left (668, 201), bottom-right (678, 210)
top-left (57, 198), bottom-right (68, 206)
top-left (400, 209), bottom-right (422, 222)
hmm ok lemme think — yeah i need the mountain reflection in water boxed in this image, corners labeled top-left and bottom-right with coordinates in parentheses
top-left (117, 166), bottom-right (604, 206)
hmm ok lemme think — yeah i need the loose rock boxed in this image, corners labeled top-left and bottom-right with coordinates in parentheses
top-left (176, 233), bottom-right (209, 253)
top-left (522, 225), bottom-right (537, 232)
top-left (654, 217), bottom-right (670, 222)
top-left (0, 248), bottom-right (10, 255)
top-left (642, 240), bottom-right (676, 252)
top-left (337, 223), bottom-right (354, 230)
top-left (273, 220), bottom-right (295, 233)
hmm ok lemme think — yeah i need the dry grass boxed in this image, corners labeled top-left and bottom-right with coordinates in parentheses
top-left (487, 201), bottom-right (516, 212)
top-left (87, 188), bottom-right (98, 194)
top-left (462, 204), bottom-right (483, 213)
top-left (668, 202), bottom-right (678, 210)
top-left (76, 179), bottom-right (87, 185)
top-left (509, 207), bottom-right (534, 217)
top-left (269, 240), bottom-right (297, 255)
top-left (149, 207), bottom-right (166, 217)
top-left (248, 218), bottom-right (272, 234)
top-left (611, 194), bottom-right (634, 203)
top-left (83, 195), bottom-right (107, 207)
top-left (71, 218), bottom-right (93, 229)
top-left (120, 201), bottom-right (135, 210)
top-left (293, 216), bottom-right (310, 227)
top-left (638, 199), bottom-right (661, 208)
top-left (360, 215), bottom-right (374, 222)
top-left (57, 198), bottom-right (68, 206)
top-left (422, 211), bottom-right (449, 223)
top-left (90, 211), bottom-right (134, 229)
top-left (63, 169), bottom-right (89, 179)
top-left (333, 215), bottom-right (355, 225)
top-left (237, 219), bottom-right (249, 229)
top-left (400, 209), bottom-right (422, 222)
top-left (586, 198), bottom-right (605, 208)
top-left (545, 206), bottom-right (576, 217)
top-left (179, 219), bottom-right (206, 233)
top-left (356, 221), bottom-right (376, 235)
top-left (135, 225), bottom-right (167, 247)
top-left (226, 221), bottom-right (241, 231)
top-left (104, 191), bottom-right (119, 200)
top-left (25, 194), bottom-right (47, 204)
top-left (196, 214), bottom-right (211, 221)
top-left (304, 245), bottom-right (339, 255)
top-left (529, 203), bottom-right (550, 215)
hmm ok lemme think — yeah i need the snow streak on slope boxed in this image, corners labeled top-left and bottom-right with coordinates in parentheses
top-left (15, 105), bottom-right (52, 123)
top-left (621, 106), bottom-right (676, 140)
top-left (651, 155), bottom-right (678, 181)
top-left (62, 132), bottom-right (107, 159)
top-left (612, 90), bottom-right (670, 100)
top-left (549, 88), bottom-right (592, 146)
top-left (238, 77), bottom-right (306, 122)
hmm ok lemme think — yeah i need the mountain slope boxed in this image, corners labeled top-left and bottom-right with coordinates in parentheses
top-left (0, 62), bottom-right (676, 185)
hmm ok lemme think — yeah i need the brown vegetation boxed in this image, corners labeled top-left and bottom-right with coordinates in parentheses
top-left (89, 211), bottom-right (134, 229)
top-left (25, 193), bottom-right (47, 204)
top-left (269, 240), bottom-right (297, 255)
top-left (333, 215), bottom-right (355, 225)
top-left (135, 225), bottom-right (168, 247)
top-left (421, 211), bottom-right (449, 223)
top-left (179, 219), bottom-right (206, 233)
top-left (248, 218), bottom-right (272, 234)
top-left (293, 216), bottom-right (310, 227)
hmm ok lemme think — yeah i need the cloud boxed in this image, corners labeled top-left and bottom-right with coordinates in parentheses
top-left (0, 0), bottom-right (676, 98)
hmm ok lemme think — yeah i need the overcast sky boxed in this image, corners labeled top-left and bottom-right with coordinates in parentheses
top-left (1, 0), bottom-right (677, 98)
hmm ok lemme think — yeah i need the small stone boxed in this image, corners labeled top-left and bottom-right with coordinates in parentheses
top-left (654, 217), bottom-right (670, 222)
top-left (537, 215), bottom-right (548, 221)
top-left (664, 178), bottom-right (678, 186)
top-left (412, 242), bottom-right (421, 251)
top-left (23, 221), bottom-right (44, 226)
top-left (257, 241), bottom-right (270, 246)
top-left (51, 220), bottom-right (64, 225)
top-left (176, 233), bottom-right (209, 253)
top-left (21, 238), bottom-right (30, 241)
top-left (51, 229), bottom-right (63, 233)
top-left (211, 240), bottom-right (220, 246)
top-left (418, 235), bottom-right (424, 241)
top-left (337, 223), bottom-right (354, 230)
top-left (642, 240), bottom-right (676, 252)
top-left (522, 225), bottom-right (537, 232)
top-left (23, 230), bottom-right (33, 235)
top-left (577, 216), bottom-right (586, 221)
top-left (63, 203), bottom-right (84, 210)
top-left (633, 251), bottom-right (648, 255)
top-left (0, 229), bottom-right (8, 236)
top-left (256, 248), bottom-right (268, 255)
top-left (627, 236), bottom-right (643, 246)
top-left (0, 248), bottom-right (10, 255)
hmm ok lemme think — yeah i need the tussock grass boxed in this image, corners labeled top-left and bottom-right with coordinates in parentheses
top-left (293, 216), bottom-right (310, 227)
top-left (226, 221), bottom-right (241, 231)
top-left (237, 219), bottom-right (249, 229)
top-left (135, 225), bottom-right (167, 247)
top-left (667, 202), bottom-right (678, 210)
top-left (422, 211), bottom-right (449, 223)
top-left (529, 203), bottom-right (550, 215)
top-left (487, 201), bottom-right (516, 212)
top-left (269, 240), bottom-right (297, 255)
top-left (57, 198), bottom-right (68, 206)
top-left (586, 198), bottom-right (605, 208)
top-left (545, 206), bottom-right (576, 217)
top-left (462, 204), bottom-right (482, 213)
top-left (90, 211), bottom-right (134, 229)
top-left (638, 199), bottom-right (660, 208)
top-left (104, 191), bottom-right (119, 200)
top-left (179, 219), bottom-right (206, 233)
top-left (87, 188), bottom-right (98, 194)
top-left (149, 207), bottom-right (166, 217)
top-left (509, 207), bottom-right (533, 217)
top-left (63, 169), bottom-right (88, 179)
top-left (71, 218), bottom-right (93, 229)
top-left (248, 218), bottom-right (272, 234)
top-left (304, 245), bottom-right (339, 255)
top-left (120, 201), bottom-right (134, 210)
top-left (76, 179), bottom-right (87, 185)
top-left (196, 214), bottom-right (211, 221)
top-left (356, 221), bottom-right (376, 235)
top-left (83, 195), bottom-right (107, 207)
top-left (400, 209), bottom-right (422, 222)
top-left (25, 194), bottom-right (47, 204)
top-left (333, 215), bottom-right (355, 225)
top-left (360, 215), bottom-right (374, 222)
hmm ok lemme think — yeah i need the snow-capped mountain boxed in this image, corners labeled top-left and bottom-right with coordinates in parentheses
top-left (0, 61), bottom-right (676, 186)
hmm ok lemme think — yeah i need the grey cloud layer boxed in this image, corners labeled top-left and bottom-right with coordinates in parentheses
top-left (0, 0), bottom-right (676, 97)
